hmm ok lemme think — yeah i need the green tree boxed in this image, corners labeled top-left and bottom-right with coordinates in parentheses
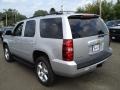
top-left (101, 0), bottom-right (114, 20)
top-left (76, 7), bottom-right (85, 13)
top-left (33, 10), bottom-right (48, 17)
top-left (76, 0), bottom-right (114, 21)
top-left (2, 9), bottom-right (27, 26)
top-left (117, 0), bottom-right (120, 3)
top-left (85, 1), bottom-right (99, 14)
top-left (76, 1), bottom-right (100, 15)
top-left (0, 12), bottom-right (4, 27)
top-left (0, 12), bottom-right (3, 20)
top-left (114, 3), bottom-right (120, 19)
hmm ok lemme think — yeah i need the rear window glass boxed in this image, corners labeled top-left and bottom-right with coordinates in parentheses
top-left (40, 18), bottom-right (63, 39)
top-left (68, 16), bottom-right (108, 39)
top-left (106, 20), bottom-right (120, 27)
top-left (24, 20), bottom-right (36, 37)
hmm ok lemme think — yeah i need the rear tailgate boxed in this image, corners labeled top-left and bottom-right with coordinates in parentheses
top-left (68, 15), bottom-right (111, 68)
top-left (73, 35), bottom-right (111, 69)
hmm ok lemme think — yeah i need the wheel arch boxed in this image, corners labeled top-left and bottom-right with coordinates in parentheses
top-left (3, 42), bottom-right (8, 48)
top-left (33, 50), bottom-right (51, 63)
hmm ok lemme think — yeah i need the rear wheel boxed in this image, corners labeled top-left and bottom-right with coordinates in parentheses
top-left (4, 45), bottom-right (13, 62)
top-left (35, 56), bottom-right (55, 86)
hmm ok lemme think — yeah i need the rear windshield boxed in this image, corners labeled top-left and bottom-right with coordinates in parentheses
top-left (106, 20), bottom-right (120, 27)
top-left (68, 16), bottom-right (108, 39)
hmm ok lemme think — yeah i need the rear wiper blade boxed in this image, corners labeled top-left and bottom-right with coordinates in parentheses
top-left (98, 30), bottom-right (105, 37)
top-left (98, 30), bottom-right (104, 35)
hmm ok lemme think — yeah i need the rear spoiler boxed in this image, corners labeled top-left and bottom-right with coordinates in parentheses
top-left (68, 15), bottom-right (99, 19)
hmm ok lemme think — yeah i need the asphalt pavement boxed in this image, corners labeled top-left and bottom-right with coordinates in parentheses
top-left (0, 40), bottom-right (120, 90)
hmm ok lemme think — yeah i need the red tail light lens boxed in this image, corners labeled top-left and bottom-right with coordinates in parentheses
top-left (62, 39), bottom-right (73, 61)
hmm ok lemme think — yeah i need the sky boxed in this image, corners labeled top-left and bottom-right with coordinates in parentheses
top-left (0, 0), bottom-right (117, 17)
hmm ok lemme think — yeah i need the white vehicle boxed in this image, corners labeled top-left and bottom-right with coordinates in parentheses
top-left (3, 14), bottom-right (112, 86)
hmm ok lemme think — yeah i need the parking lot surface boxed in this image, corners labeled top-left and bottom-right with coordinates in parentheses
top-left (0, 40), bottom-right (120, 90)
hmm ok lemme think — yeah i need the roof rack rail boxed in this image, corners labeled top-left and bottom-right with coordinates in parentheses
top-left (48, 11), bottom-right (76, 15)
top-left (59, 11), bottom-right (75, 14)
top-left (28, 11), bottom-right (76, 19)
top-left (48, 12), bottom-right (63, 15)
top-left (28, 15), bottom-right (44, 19)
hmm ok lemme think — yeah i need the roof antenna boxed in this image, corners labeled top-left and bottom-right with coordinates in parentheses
top-left (61, 5), bottom-right (63, 13)
top-left (61, 0), bottom-right (64, 13)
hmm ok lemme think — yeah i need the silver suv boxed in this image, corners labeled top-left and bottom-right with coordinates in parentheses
top-left (3, 14), bottom-right (112, 86)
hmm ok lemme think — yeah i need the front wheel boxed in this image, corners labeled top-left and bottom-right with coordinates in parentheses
top-left (4, 45), bottom-right (13, 62)
top-left (35, 56), bottom-right (55, 86)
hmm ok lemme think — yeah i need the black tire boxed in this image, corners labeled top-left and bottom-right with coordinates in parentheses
top-left (4, 45), bottom-right (14, 62)
top-left (35, 56), bottom-right (55, 86)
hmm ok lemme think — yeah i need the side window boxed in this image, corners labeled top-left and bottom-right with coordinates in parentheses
top-left (24, 20), bottom-right (36, 37)
top-left (13, 22), bottom-right (24, 36)
top-left (40, 18), bottom-right (63, 39)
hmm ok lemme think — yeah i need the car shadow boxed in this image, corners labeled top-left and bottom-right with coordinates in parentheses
top-left (111, 39), bottom-right (120, 43)
top-left (14, 60), bottom-right (102, 86)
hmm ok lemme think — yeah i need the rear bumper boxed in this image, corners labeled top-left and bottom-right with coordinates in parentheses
top-left (51, 48), bottom-right (112, 77)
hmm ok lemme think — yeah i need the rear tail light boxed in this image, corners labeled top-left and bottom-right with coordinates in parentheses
top-left (62, 39), bottom-right (73, 61)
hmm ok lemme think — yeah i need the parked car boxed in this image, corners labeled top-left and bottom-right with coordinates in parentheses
top-left (1, 27), bottom-right (13, 41)
top-left (3, 14), bottom-right (112, 86)
top-left (106, 20), bottom-right (120, 40)
top-left (0, 27), bottom-right (13, 38)
top-left (106, 20), bottom-right (120, 28)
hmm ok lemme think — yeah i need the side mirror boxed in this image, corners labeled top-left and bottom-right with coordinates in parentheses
top-left (5, 30), bottom-right (13, 35)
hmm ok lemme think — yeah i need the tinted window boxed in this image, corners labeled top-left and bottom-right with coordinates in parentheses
top-left (107, 20), bottom-right (120, 27)
top-left (68, 16), bottom-right (108, 39)
top-left (0, 27), bottom-right (13, 34)
top-left (24, 20), bottom-right (36, 37)
top-left (40, 18), bottom-right (63, 39)
top-left (13, 22), bottom-right (24, 36)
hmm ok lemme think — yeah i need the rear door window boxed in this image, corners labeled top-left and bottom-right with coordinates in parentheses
top-left (40, 18), bottom-right (63, 39)
top-left (24, 20), bottom-right (36, 37)
top-left (68, 15), bottom-right (108, 39)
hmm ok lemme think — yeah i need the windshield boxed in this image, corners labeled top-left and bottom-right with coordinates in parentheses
top-left (68, 16), bottom-right (108, 39)
top-left (106, 20), bottom-right (120, 27)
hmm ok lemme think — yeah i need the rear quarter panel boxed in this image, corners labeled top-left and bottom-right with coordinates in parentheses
top-left (35, 38), bottom-right (63, 61)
